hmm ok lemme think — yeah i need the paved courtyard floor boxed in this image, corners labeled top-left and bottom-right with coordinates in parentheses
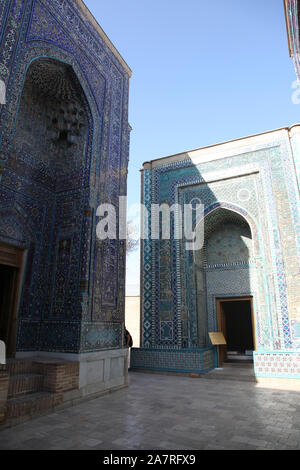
top-left (0, 371), bottom-right (300, 450)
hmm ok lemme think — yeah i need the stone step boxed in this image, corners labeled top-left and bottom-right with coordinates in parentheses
top-left (8, 373), bottom-right (44, 398)
top-left (6, 392), bottom-right (56, 419)
top-left (203, 366), bottom-right (256, 383)
top-left (224, 361), bottom-right (254, 367)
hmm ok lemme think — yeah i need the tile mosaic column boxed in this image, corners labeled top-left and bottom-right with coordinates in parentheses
top-left (0, 0), bottom-right (132, 398)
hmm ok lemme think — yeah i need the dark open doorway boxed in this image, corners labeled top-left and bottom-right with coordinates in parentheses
top-left (0, 242), bottom-right (24, 358)
top-left (0, 264), bottom-right (19, 358)
top-left (223, 300), bottom-right (254, 362)
top-left (217, 297), bottom-right (255, 365)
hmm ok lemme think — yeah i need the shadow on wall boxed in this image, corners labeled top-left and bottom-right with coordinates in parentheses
top-left (141, 153), bottom-right (260, 359)
top-left (194, 206), bottom-right (254, 355)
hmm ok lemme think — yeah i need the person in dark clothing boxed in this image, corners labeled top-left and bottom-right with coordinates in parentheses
top-left (124, 327), bottom-right (133, 369)
top-left (124, 327), bottom-right (133, 348)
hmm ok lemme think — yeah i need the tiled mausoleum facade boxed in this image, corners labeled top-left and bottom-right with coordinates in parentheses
top-left (285, 0), bottom-right (300, 82)
top-left (131, 126), bottom-right (300, 380)
top-left (0, 0), bottom-right (131, 397)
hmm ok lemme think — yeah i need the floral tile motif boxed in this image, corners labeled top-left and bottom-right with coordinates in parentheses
top-left (0, 0), bottom-right (130, 353)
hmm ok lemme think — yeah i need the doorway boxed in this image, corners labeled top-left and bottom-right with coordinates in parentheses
top-left (216, 297), bottom-right (255, 365)
top-left (0, 243), bottom-right (24, 358)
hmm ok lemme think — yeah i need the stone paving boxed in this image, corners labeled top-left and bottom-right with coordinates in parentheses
top-left (0, 371), bottom-right (300, 450)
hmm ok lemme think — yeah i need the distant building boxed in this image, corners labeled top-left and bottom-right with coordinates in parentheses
top-left (125, 283), bottom-right (140, 348)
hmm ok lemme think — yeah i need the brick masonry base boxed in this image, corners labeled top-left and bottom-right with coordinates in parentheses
top-left (1, 348), bottom-right (129, 427)
top-left (0, 370), bottom-right (9, 424)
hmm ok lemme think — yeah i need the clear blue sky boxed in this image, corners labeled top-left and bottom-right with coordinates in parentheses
top-left (85, 0), bottom-right (300, 293)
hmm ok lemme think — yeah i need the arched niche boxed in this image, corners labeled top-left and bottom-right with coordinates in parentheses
top-left (203, 208), bottom-right (253, 267)
top-left (193, 205), bottom-right (257, 347)
top-left (14, 57), bottom-right (91, 191)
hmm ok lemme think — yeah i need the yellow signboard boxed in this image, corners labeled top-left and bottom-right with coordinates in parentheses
top-left (209, 332), bottom-right (227, 346)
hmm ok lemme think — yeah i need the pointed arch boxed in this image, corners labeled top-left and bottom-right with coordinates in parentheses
top-left (195, 201), bottom-right (260, 258)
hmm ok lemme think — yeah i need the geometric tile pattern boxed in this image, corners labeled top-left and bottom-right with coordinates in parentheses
top-left (138, 131), bottom-right (300, 377)
top-left (142, 170), bottom-right (153, 347)
top-left (254, 352), bottom-right (300, 378)
top-left (0, 0), bottom-right (130, 353)
top-left (130, 346), bottom-right (217, 374)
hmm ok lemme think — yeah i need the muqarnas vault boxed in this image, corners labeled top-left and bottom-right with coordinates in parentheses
top-left (132, 126), bottom-right (300, 384)
top-left (0, 0), bottom-right (131, 398)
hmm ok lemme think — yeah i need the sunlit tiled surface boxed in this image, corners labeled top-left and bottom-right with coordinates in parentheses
top-left (138, 129), bottom-right (300, 376)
